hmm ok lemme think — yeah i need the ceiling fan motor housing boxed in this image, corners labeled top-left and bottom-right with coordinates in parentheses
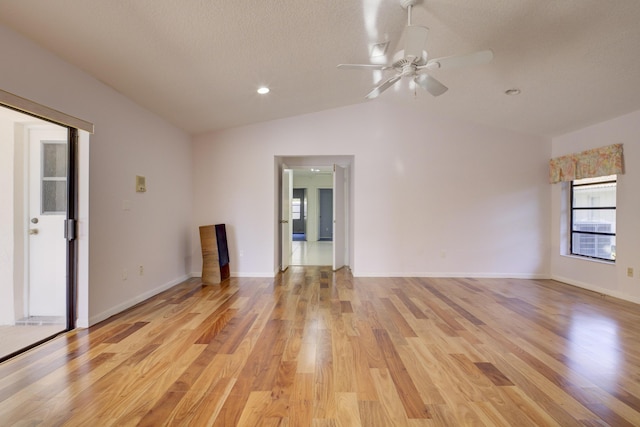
top-left (400, 0), bottom-right (420, 9)
top-left (392, 49), bottom-right (427, 70)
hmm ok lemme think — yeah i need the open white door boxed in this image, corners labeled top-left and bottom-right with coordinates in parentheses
top-left (28, 127), bottom-right (68, 316)
top-left (333, 164), bottom-right (346, 271)
top-left (281, 168), bottom-right (293, 271)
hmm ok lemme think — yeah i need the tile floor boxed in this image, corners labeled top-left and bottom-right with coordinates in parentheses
top-left (0, 324), bottom-right (65, 360)
top-left (291, 240), bottom-right (332, 266)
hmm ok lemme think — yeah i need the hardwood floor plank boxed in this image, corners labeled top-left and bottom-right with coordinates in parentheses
top-left (216, 312), bottom-right (260, 354)
top-left (103, 322), bottom-right (149, 344)
top-left (358, 400), bottom-right (394, 426)
top-left (335, 392), bottom-right (362, 427)
top-left (2, 267), bottom-right (640, 425)
top-left (395, 342), bottom-right (445, 405)
top-left (167, 372), bottom-right (235, 425)
top-left (237, 391), bottom-right (274, 426)
top-left (348, 335), bottom-right (379, 401)
top-left (194, 308), bottom-right (237, 344)
top-left (380, 298), bottom-right (418, 338)
top-left (392, 288), bottom-right (428, 319)
top-left (370, 368), bottom-right (411, 426)
top-left (474, 362), bottom-right (514, 386)
top-left (492, 351), bottom-right (601, 424)
top-left (315, 328), bottom-right (336, 419)
top-left (420, 279), bottom-right (485, 326)
top-left (373, 328), bottom-right (430, 419)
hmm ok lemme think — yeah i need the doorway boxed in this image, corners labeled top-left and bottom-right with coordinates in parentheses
top-left (0, 104), bottom-right (78, 362)
top-left (277, 156), bottom-right (352, 271)
top-left (292, 188), bottom-right (306, 241)
top-left (318, 188), bottom-right (333, 241)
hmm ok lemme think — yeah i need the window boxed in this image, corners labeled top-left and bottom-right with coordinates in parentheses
top-left (292, 198), bottom-right (301, 220)
top-left (571, 175), bottom-right (616, 261)
top-left (41, 141), bottom-right (67, 214)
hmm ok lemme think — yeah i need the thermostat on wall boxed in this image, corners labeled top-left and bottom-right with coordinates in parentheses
top-left (136, 175), bottom-right (146, 193)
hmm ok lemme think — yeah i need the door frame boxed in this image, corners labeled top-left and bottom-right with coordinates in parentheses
top-left (0, 89), bottom-right (92, 362)
top-left (66, 127), bottom-right (78, 330)
top-left (280, 168), bottom-right (293, 272)
top-left (275, 156), bottom-right (353, 272)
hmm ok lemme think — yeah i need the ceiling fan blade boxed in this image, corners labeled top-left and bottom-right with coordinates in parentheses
top-left (404, 25), bottom-right (428, 60)
top-left (415, 74), bottom-right (448, 96)
top-left (425, 49), bottom-right (494, 70)
top-left (337, 64), bottom-right (391, 70)
top-left (365, 74), bottom-right (402, 99)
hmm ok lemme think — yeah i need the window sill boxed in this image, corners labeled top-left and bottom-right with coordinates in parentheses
top-left (560, 254), bottom-right (616, 266)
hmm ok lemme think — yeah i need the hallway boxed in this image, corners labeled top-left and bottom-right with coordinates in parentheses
top-left (291, 240), bottom-right (332, 266)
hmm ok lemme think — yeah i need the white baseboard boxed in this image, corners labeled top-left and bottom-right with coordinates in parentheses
top-left (551, 274), bottom-right (640, 305)
top-left (352, 271), bottom-right (550, 279)
top-left (194, 268), bottom-right (551, 281)
top-left (232, 272), bottom-right (277, 278)
top-left (89, 274), bottom-right (191, 326)
top-left (190, 271), bottom-right (277, 278)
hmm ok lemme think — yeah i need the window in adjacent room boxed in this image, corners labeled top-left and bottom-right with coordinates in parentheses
top-left (292, 197), bottom-right (301, 220)
top-left (570, 175), bottom-right (616, 261)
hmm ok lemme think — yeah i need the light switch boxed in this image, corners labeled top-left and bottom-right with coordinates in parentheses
top-left (136, 175), bottom-right (146, 192)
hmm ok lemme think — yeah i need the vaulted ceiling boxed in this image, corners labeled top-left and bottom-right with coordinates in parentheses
top-left (1, 0), bottom-right (639, 138)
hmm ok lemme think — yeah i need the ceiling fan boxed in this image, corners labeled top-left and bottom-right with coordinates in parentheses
top-left (337, 0), bottom-right (494, 99)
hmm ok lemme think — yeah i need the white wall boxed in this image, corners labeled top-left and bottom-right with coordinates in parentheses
top-left (0, 24), bottom-right (193, 325)
top-left (551, 109), bottom-right (640, 303)
top-left (193, 101), bottom-right (551, 278)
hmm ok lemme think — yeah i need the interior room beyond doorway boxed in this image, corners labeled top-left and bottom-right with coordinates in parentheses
top-left (290, 167), bottom-right (333, 266)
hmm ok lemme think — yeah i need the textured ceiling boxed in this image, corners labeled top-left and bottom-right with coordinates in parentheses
top-left (1, 0), bottom-right (640, 137)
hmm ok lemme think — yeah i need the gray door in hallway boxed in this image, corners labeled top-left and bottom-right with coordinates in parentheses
top-left (318, 188), bottom-right (333, 241)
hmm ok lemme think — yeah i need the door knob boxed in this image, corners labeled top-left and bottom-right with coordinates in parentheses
top-left (29, 229), bottom-right (39, 235)
top-left (31, 218), bottom-right (39, 224)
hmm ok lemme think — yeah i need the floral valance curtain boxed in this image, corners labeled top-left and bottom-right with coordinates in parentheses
top-left (549, 144), bottom-right (624, 184)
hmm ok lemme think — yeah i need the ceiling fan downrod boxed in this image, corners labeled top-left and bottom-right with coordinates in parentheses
top-left (401, 0), bottom-right (419, 26)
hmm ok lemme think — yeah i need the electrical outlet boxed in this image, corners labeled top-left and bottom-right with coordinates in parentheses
top-left (122, 269), bottom-right (128, 281)
top-left (139, 265), bottom-right (144, 276)
top-left (627, 267), bottom-right (634, 278)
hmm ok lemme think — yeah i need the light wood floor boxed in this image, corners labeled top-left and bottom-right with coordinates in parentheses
top-left (1, 266), bottom-right (640, 426)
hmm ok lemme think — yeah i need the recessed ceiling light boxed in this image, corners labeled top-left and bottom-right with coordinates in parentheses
top-left (505, 88), bottom-right (521, 96)
top-left (257, 87), bottom-right (270, 95)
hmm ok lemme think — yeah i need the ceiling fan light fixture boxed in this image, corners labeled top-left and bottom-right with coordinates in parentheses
top-left (505, 88), bottom-right (521, 96)
top-left (257, 87), bottom-right (270, 95)
top-left (336, 0), bottom-right (493, 99)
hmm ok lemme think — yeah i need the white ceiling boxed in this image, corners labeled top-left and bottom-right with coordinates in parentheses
top-left (1, 0), bottom-right (640, 138)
